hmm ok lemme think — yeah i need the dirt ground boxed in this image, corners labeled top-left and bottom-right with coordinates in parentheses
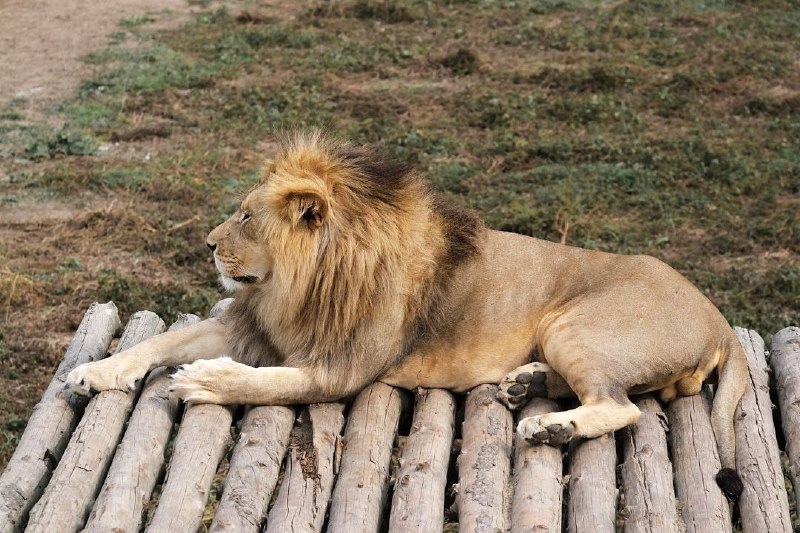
top-left (0, 0), bottom-right (197, 111)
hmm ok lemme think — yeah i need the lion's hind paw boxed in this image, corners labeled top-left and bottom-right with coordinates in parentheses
top-left (518, 415), bottom-right (575, 446)
top-left (497, 363), bottom-right (548, 409)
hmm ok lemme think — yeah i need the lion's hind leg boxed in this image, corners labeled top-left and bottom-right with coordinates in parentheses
top-left (517, 397), bottom-right (640, 446)
top-left (497, 362), bottom-right (574, 409)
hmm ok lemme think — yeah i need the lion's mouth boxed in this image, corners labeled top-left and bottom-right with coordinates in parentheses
top-left (232, 275), bottom-right (259, 284)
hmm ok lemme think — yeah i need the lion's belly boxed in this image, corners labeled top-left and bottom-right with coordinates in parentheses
top-left (379, 334), bottom-right (534, 392)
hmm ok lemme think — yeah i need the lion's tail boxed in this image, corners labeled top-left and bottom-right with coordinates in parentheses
top-left (711, 333), bottom-right (748, 502)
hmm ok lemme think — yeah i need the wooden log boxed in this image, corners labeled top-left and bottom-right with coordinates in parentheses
top-left (25, 311), bottom-right (165, 533)
top-left (733, 328), bottom-right (792, 533)
top-left (566, 432), bottom-right (617, 533)
top-left (144, 403), bottom-right (233, 533)
top-left (328, 383), bottom-right (404, 533)
top-left (388, 388), bottom-right (455, 533)
top-left (667, 390), bottom-right (732, 533)
top-left (209, 405), bottom-right (295, 532)
top-left (0, 302), bottom-right (119, 533)
top-left (83, 314), bottom-right (200, 533)
top-left (457, 384), bottom-right (513, 533)
top-left (264, 402), bottom-right (346, 533)
top-left (619, 396), bottom-right (682, 533)
top-left (770, 327), bottom-right (800, 516)
top-left (511, 398), bottom-right (563, 533)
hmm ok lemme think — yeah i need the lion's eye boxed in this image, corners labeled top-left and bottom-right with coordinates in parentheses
top-left (240, 212), bottom-right (251, 224)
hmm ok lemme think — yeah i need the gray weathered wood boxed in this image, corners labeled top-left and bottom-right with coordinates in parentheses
top-left (265, 402), bottom-right (346, 533)
top-left (388, 388), bottom-right (455, 533)
top-left (770, 326), bottom-right (800, 516)
top-left (209, 405), bottom-right (295, 532)
top-left (734, 328), bottom-right (792, 533)
top-left (457, 384), bottom-right (513, 533)
top-left (667, 390), bottom-right (732, 533)
top-left (567, 432), bottom-right (616, 533)
top-left (511, 398), bottom-right (563, 533)
top-left (83, 314), bottom-right (199, 533)
top-left (144, 403), bottom-right (233, 533)
top-left (328, 383), bottom-right (403, 533)
top-left (0, 302), bottom-right (119, 533)
top-left (620, 396), bottom-right (681, 533)
top-left (25, 311), bottom-right (165, 533)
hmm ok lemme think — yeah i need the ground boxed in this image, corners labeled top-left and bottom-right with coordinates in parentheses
top-left (0, 0), bottom-right (798, 472)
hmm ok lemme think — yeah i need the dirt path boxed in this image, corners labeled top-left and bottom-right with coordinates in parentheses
top-left (0, 0), bottom-right (199, 113)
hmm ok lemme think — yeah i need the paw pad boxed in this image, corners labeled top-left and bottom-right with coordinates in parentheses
top-left (497, 368), bottom-right (547, 409)
top-left (519, 417), bottom-right (575, 446)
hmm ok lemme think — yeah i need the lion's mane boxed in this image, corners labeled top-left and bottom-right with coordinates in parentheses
top-left (222, 131), bottom-right (484, 392)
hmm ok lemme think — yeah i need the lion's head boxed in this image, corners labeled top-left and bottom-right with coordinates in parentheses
top-left (206, 130), bottom-right (425, 295)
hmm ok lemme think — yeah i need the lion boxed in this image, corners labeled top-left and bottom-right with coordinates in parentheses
top-left (67, 130), bottom-right (746, 500)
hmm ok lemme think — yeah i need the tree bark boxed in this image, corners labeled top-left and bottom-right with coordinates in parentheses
top-left (566, 432), bottom-right (617, 533)
top-left (457, 384), bottom-right (513, 533)
top-left (327, 383), bottom-right (403, 533)
top-left (265, 402), bottom-right (346, 533)
top-left (769, 327), bottom-right (800, 517)
top-left (0, 302), bottom-right (119, 533)
top-left (667, 390), bottom-right (732, 533)
top-left (144, 402), bottom-right (233, 533)
top-left (619, 396), bottom-right (682, 533)
top-left (511, 398), bottom-right (563, 533)
top-left (25, 311), bottom-right (164, 533)
top-left (82, 314), bottom-right (199, 533)
top-left (388, 388), bottom-right (455, 533)
top-left (209, 405), bottom-right (295, 532)
top-left (734, 328), bottom-right (792, 533)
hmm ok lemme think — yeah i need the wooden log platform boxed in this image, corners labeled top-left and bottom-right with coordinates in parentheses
top-left (0, 302), bottom-right (798, 532)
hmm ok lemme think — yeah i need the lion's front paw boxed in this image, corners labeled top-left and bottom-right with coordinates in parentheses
top-left (66, 358), bottom-right (146, 395)
top-left (497, 363), bottom-right (548, 409)
top-left (168, 357), bottom-right (244, 404)
top-left (518, 415), bottom-right (575, 446)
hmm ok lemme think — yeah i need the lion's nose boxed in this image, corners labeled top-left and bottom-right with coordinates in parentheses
top-left (207, 242), bottom-right (217, 253)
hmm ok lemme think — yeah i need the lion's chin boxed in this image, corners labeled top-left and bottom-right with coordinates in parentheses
top-left (219, 273), bottom-right (263, 292)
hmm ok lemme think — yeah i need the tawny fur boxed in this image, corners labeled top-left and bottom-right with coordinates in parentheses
top-left (66, 130), bottom-right (748, 498)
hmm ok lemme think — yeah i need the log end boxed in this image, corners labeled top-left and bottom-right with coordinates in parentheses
top-left (715, 467), bottom-right (744, 502)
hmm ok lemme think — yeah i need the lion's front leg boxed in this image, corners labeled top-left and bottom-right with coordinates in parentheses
top-left (67, 318), bottom-right (228, 395)
top-left (169, 359), bottom-right (349, 406)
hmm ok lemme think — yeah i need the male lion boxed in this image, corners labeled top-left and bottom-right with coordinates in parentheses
top-left (67, 131), bottom-right (746, 499)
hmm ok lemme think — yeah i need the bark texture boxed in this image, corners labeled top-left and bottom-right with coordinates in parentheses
top-left (620, 396), bottom-right (682, 533)
top-left (327, 383), bottom-right (403, 533)
top-left (567, 432), bottom-right (617, 533)
top-left (265, 402), bottom-right (346, 533)
top-left (734, 328), bottom-right (792, 533)
top-left (457, 384), bottom-right (513, 533)
top-left (770, 327), bottom-right (800, 518)
top-left (388, 388), bottom-right (455, 533)
top-left (25, 311), bottom-right (165, 533)
top-left (144, 403), bottom-right (233, 533)
top-left (209, 405), bottom-right (295, 532)
top-left (82, 314), bottom-right (199, 533)
top-left (511, 398), bottom-right (563, 533)
top-left (0, 302), bottom-right (119, 533)
top-left (667, 391), bottom-right (732, 533)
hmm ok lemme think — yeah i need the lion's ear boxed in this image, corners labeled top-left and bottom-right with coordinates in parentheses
top-left (293, 192), bottom-right (327, 230)
top-left (258, 159), bottom-right (276, 184)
